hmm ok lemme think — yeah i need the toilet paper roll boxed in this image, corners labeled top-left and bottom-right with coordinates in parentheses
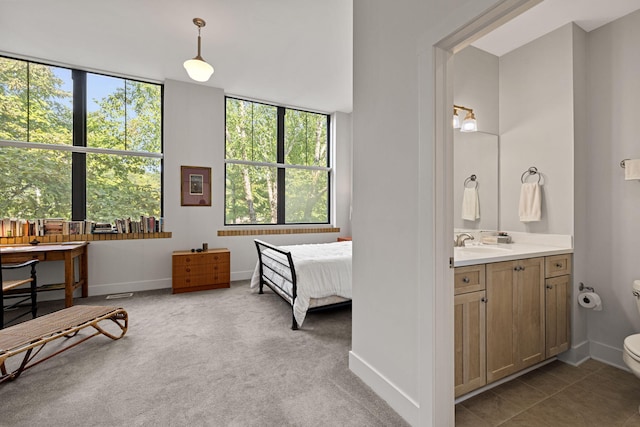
top-left (578, 292), bottom-right (602, 311)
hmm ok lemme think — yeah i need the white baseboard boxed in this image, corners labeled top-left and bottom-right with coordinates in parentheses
top-left (231, 270), bottom-right (253, 281)
top-left (36, 273), bottom-right (254, 303)
top-left (348, 350), bottom-right (419, 426)
top-left (589, 339), bottom-right (629, 371)
top-left (557, 339), bottom-right (590, 366)
top-left (36, 278), bottom-right (172, 302)
top-left (88, 278), bottom-right (172, 296)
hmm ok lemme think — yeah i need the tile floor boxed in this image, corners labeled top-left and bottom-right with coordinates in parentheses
top-left (455, 359), bottom-right (640, 426)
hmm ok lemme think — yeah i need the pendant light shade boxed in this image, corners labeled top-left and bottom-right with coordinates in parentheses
top-left (184, 18), bottom-right (214, 82)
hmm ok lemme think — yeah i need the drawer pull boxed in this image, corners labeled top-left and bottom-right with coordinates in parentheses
top-left (186, 258), bottom-right (191, 263)
top-left (555, 263), bottom-right (563, 268)
top-left (462, 277), bottom-right (470, 283)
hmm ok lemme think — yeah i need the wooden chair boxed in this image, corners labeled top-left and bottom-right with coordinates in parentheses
top-left (1, 252), bottom-right (39, 329)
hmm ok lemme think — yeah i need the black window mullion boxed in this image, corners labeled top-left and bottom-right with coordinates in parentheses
top-left (277, 107), bottom-right (285, 224)
top-left (71, 70), bottom-right (87, 221)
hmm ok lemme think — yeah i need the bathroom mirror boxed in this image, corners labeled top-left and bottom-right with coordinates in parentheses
top-left (453, 131), bottom-right (499, 231)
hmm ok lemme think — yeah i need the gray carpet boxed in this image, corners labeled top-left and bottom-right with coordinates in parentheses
top-left (0, 281), bottom-right (408, 426)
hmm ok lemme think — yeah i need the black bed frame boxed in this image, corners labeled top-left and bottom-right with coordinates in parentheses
top-left (253, 239), bottom-right (351, 330)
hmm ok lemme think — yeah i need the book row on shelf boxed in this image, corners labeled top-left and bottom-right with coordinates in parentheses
top-left (0, 216), bottom-right (165, 238)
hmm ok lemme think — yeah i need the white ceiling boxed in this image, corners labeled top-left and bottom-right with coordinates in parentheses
top-left (473, 0), bottom-right (640, 56)
top-left (0, 1), bottom-right (638, 114)
top-left (0, 0), bottom-right (353, 113)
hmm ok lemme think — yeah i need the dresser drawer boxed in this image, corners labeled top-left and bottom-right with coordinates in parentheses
top-left (454, 265), bottom-right (486, 295)
top-left (545, 254), bottom-right (572, 278)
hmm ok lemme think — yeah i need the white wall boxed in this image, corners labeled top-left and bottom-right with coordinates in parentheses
top-left (453, 47), bottom-right (499, 231)
top-left (499, 24), bottom-right (575, 235)
top-left (453, 46), bottom-right (499, 135)
top-left (584, 9), bottom-right (640, 367)
top-left (33, 79), bottom-right (352, 300)
top-left (351, 1), bottom-right (510, 425)
top-left (569, 23), bottom-right (590, 364)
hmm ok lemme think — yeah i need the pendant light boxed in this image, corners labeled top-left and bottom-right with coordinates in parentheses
top-left (183, 18), bottom-right (214, 82)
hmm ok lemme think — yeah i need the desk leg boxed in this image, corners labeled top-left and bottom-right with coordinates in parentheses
top-left (64, 252), bottom-right (74, 308)
top-left (80, 247), bottom-right (88, 298)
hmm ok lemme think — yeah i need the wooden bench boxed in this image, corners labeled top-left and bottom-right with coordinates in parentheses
top-left (0, 305), bottom-right (128, 384)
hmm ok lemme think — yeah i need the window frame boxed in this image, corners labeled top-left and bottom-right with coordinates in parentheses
top-left (0, 55), bottom-right (164, 221)
top-left (224, 96), bottom-right (332, 226)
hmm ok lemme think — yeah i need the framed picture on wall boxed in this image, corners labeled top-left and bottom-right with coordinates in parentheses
top-left (181, 166), bottom-right (212, 206)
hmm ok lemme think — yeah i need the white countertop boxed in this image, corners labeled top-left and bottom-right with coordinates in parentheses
top-left (453, 242), bottom-right (573, 267)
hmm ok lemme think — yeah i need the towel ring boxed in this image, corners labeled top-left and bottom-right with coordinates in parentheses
top-left (521, 167), bottom-right (541, 184)
top-left (464, 174), bottom-right (478, 189)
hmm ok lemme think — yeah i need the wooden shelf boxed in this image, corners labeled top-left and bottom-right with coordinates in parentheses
top-left (0, 232), bottom-right (172, 245)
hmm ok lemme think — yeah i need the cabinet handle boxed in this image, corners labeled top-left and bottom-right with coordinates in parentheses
top-left (546, 284), bottom-right (553, 289)
top-left (514, 266), bottom-right (520, 271)
top-left (481, 297), bottom-right (487, 303)
top-left (462, 277), bottom-right (470, 283)
top-left (186, 268), bottom-right (191, 273)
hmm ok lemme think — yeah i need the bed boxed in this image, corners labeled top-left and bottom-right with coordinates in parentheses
top-left (251, 239), bottom-right (352, 330)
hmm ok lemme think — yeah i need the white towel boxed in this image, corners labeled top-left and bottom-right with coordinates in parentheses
top-left (519, 183), bottom-right (541, 222)
top-left (461, 187), bottom-right (480, 221)
top-left (625, 159), bottom-right (640, 180)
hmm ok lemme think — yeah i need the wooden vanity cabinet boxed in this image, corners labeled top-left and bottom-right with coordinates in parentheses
top-left (454, 252), bottom-right (572, 397)
top-left (454, 265), bottom-right (486, 397)
top-left (485, 257), bottom-right (545, 383)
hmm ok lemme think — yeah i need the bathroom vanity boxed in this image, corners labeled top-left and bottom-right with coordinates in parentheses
top-left (453, 237), bottom-right (572, 398)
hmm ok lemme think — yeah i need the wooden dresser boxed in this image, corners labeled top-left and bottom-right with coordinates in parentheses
top-left (172, 248), bottom-right (230, 294)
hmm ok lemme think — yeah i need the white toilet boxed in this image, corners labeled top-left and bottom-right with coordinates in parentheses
top-left (623, 280), bottom-right (640, 413)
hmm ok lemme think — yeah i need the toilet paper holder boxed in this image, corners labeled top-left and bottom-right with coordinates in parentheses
top-left (579, 282), bottom-right (595, 293)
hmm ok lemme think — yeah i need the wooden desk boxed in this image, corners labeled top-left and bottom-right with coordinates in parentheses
top-left (0, 242), bottom-right (89, 307)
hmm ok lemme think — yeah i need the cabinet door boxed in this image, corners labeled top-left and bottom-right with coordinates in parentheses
top-left (515, 257), bottom-right (545, 369)
top-left (486, 258), bottom-right (545, 383)
top-left (454, 290), bottom-right (486, 397)
top-left (545, 275), bottom-right (571, 357)
top-left (486, 261), bottom-right (517, 382)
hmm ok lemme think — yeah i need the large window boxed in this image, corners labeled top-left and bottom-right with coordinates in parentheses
top-left (225, 97), bottom-right (330, 225)
top-left (0, 57), bottom-right (163, 223)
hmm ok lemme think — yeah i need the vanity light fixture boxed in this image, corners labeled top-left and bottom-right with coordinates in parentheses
top-left (453, 104), bottom-right (477, 132)
top-left (183, 18), bottom-right (214, 82)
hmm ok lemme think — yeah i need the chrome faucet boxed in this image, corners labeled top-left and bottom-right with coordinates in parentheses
top-left (454, 233), bottom-right (474, 247)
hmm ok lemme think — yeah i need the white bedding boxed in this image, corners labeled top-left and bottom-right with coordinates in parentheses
top-left (250, 241), bottom-right (352, 327)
